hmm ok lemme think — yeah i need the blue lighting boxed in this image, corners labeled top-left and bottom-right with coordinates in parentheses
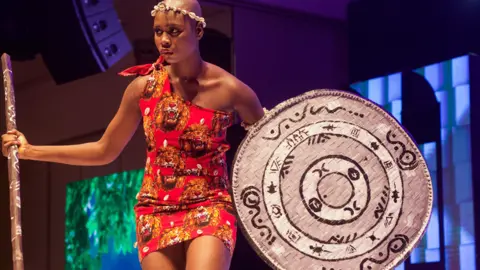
top-left (351, 55), bottom-right (475, 270)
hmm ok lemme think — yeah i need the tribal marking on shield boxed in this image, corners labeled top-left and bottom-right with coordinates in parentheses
top-left (231, 89), bottom-right (433, 270)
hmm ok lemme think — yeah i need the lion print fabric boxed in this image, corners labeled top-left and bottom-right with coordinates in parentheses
top-left (132, 63), bottom-right (237, 262)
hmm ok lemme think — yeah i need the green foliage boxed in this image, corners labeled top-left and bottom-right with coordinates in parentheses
top-left (65, 169), bottom-right (144, 270)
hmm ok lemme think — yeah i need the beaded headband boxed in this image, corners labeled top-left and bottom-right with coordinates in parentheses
top-left (151, 2), bottom-right (207, 28)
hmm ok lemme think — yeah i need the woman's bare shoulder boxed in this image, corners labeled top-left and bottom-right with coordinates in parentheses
top-left (205, 62), bottom-right (248, 90)
top-left (124, 75), bottom-right (150, 100)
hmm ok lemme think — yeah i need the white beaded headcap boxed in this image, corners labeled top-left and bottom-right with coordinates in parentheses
top-left (151, 2), bottom-right (207, 28)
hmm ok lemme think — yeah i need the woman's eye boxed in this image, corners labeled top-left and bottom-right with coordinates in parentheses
top-left (154, 27), bottom-right (181, 36)
top-left (170, 29), bottom-right (181, 35)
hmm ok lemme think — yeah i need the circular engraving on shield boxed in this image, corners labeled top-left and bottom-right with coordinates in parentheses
top-left (264, 121), bottom-right (403, 261)
top-left (300, 155), bottom-right (370, 225)
top-left (231, 89), bottom-right (433, 270)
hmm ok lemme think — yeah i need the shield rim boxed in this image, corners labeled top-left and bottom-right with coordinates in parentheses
top-left (230, 89), bottom-right (433, 270)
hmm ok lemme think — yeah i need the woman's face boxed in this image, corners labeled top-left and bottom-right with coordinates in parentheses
top-left (153, 11), bottom-right (201, 64)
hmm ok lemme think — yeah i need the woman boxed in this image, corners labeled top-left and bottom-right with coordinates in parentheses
top-left (1, 0), bottom-right (265, 269)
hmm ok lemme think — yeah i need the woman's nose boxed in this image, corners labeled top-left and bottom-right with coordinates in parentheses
top-left (161, 34), bottom-right (171, 48)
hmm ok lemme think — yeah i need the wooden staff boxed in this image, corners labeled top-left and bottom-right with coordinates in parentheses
top-left (1, 53), bottom-right (24, 270)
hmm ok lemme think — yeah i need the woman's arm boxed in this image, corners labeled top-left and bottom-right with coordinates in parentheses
top-left (4, 76), bottom-right (147, 166)
top-left (229, 78), bottom-right (265, 127)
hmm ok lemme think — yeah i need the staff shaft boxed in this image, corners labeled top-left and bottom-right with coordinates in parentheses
top-left (1, 53), bottom-right (24, 270)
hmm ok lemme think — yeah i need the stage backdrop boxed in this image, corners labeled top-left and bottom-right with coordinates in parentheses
top-left (65, 170), bottom-right (143, 270)
top-left (351, 55), bottom-right (475, 270)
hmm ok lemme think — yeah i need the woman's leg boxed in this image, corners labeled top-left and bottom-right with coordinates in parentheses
top-left (141, 243), bottom-right (187, 270)
top-left (184, 236), bottom-right (232, 270)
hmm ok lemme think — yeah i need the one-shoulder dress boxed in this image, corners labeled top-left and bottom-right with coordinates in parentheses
top-left (119, 57), bottom-right (237, 262)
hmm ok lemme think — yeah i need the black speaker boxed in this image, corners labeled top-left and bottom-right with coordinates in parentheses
top-left (42, 0), bottom-right (132, 84)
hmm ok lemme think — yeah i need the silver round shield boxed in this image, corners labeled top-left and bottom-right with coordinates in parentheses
top-left (231, 89), bottom-right (433, 270)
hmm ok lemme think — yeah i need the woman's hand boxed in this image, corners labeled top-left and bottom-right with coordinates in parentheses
top-left (1, 129), bottom-right (30, 159)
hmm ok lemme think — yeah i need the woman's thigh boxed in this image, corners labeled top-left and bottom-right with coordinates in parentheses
top-left (184, 235), bottom-right (232, 270)
top-left (141, 243), bottom-right (186, 270)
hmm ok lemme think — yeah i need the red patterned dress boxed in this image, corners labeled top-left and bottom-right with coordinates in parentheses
top-left (119, 57), bottom-right (237, 262)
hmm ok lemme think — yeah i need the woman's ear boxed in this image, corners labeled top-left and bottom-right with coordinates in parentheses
top-left (196, 24), bottom-right (204, 40)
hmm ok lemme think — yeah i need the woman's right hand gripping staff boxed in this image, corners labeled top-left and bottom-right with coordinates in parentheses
top-left (1, 76), bottom-right (147, 166)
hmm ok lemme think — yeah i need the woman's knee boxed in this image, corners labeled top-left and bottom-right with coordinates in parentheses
top-left (185, 236), bottom-right (232, 270)
top-left (141, 244), bottom-right (186, 270)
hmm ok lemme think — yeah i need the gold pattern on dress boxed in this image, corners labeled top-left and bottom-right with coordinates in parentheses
top-left (145, 157), bottom-right (153, 175)
top-left (154, 92), bottom-right (190, 132)
top-left (179, 123), bottom-right (212, 157)
top-left (143, 69), bottom-right (168, 99)
top-left (184, 205), bottom-right (221, 228)
top-left (155, 145), bottom-right (186, 171)
top-left (210, 152), bottom-right (226, 167)
top-left (138, 175), bottom-right (162, 199)
top-left (158, 175), bottom-right (186, 190)
top-left (180, 178), bottom-right (210, 203)
top-left (137, 214), bottom-right (162, 245)
top-left (143, 116), bottom-right (156, 152)
top-left (144, 76), bottom-right (156, 99)
top-left (217, 203), bottom-right (236, 216)
top-left (209, 175), bottom-right (229, 190)
top-left (158, 227), bottom-right (191, 248)
top-left (213, 223), bottom-right (235, 252)
top-left (212, 112), bottom-right (232, 137)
